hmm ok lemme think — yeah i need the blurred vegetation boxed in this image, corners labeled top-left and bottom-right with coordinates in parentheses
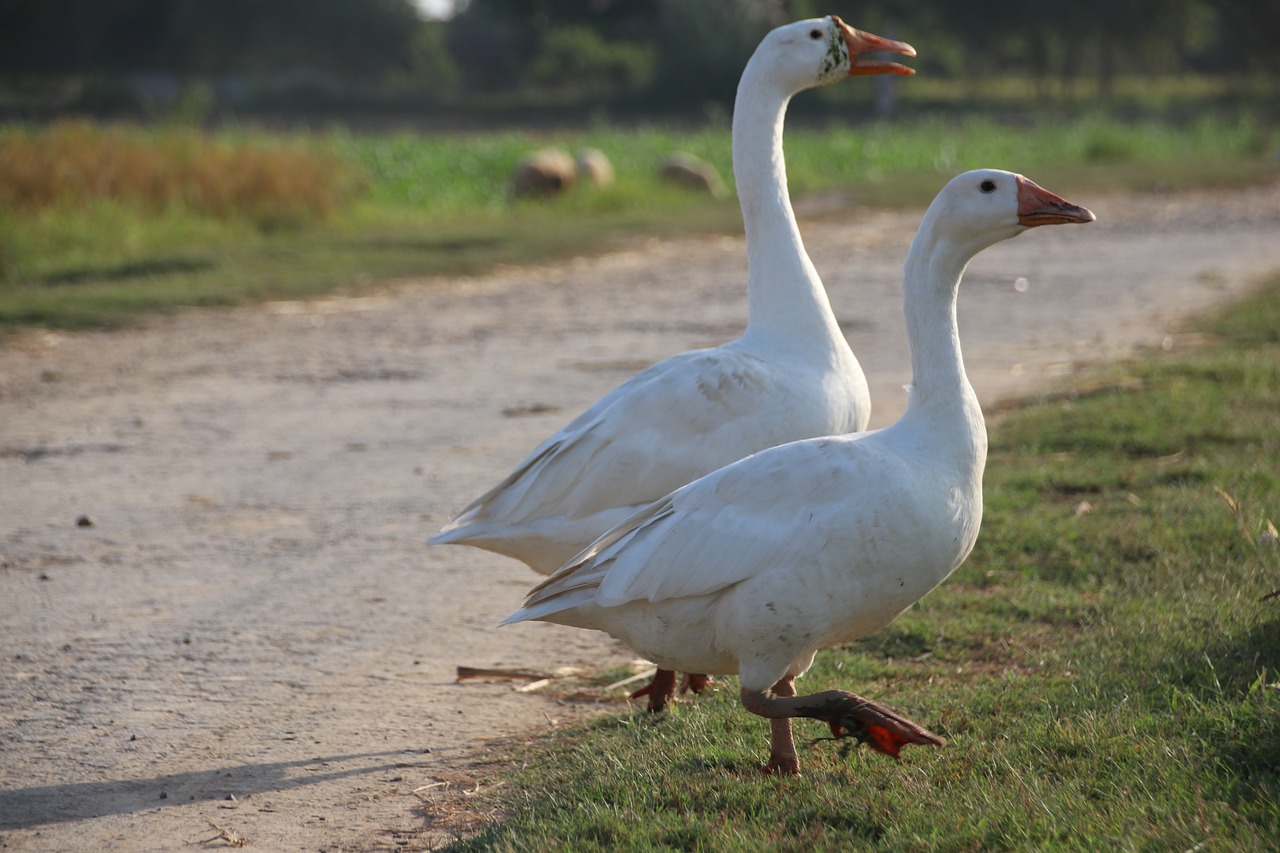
top-left (1, 1), bottom-right (1277, 331)
top-left (0, 112), bottom-right (1276, 332)
top-left (0, 0), bottom-right (1277, 121)
top-left (0, 121), bottom-right (358, 227)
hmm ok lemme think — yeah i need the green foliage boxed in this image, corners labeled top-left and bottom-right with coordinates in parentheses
top-left (336, 114), bottom-right (1275, 214)
top-left (649, 0), bottom-right (783, 107)
top-left (400, 22), bottom-right (461, 92)
top-left (529, 27), bottom-right (655, 94)
top-left (439, 276), bottom-right (1280, 851)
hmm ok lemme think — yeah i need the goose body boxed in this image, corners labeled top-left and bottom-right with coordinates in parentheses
top-left (430, 17), bottom-right (916, 577)
top-left (509, 427), bottom-right (982, 674)
top-left (506, 170), bottom-right (1095, 773)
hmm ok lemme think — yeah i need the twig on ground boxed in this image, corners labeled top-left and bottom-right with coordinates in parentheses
top-left (192, 819), bottom-right (248, 847)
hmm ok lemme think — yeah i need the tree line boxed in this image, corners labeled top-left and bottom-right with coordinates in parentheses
top-left (1, 0), bottom-right (1275, 110)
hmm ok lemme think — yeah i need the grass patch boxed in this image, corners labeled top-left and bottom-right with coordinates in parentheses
top-left (0, 192), bottom-right (736, 329)
top-left (0, 114), bottom-right (1276, 332)
top-left (438, 276), bottom-right (1280, 851)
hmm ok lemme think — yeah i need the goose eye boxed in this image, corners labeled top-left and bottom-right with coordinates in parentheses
top-left (809, 29), bottom-right (823, 40)
top-left (980, 179), bottom-right (997, 193)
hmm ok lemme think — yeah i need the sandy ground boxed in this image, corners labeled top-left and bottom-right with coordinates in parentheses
top-left (2, 182), bottom-right (1279, 851)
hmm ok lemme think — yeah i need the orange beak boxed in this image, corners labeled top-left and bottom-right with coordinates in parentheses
top-left (833, 16), bottom-right (916, 76)
top-left (1015, 175), bottom-right (1096, 227)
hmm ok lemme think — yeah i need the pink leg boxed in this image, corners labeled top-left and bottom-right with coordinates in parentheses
top-left (679, 673), bottom-right (715, 695)
top-left (760, 675), bottom-right (800, 776)
top-left (629, 668), bottom-right (678, 713)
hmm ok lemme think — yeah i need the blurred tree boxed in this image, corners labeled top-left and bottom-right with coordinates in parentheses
top-left (1, 0), bottom-right (1273, 114)
top-left (913, 0), bottom-right (1244, 94)
top-left (1212, 0), bottom-right (1280, 74)
top-left (465, 0), bottom-right (662, 38)
top-left (444, 2), bottom-right (519, 90)
top-left (401, 22), bottom-right (461, 92)
top-left (648, 0), bottom-right (789, 107)
top-left (0, 0), bottom-right (120, 73)
top-left (0, 0), bottom-right (423, 79)
top-left (529, 26), bottom-right (654, 93)
top-left (1063, 0), bottom-right (1213, 95)
top-left (448, 0), bottom-right (662, 92)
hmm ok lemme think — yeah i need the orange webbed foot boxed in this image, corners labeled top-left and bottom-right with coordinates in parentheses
top-left (823, 693), bottom-right (945, 759)
top-left (829, 721), bottom-right (915, 759)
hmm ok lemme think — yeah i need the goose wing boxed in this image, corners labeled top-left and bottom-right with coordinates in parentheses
top-left (437, 345), bottom-right (824, 536)
top-left (507, 435), bottom-right (880, 621)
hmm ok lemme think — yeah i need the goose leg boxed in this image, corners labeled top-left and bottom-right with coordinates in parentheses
top-left (629, 668), bottom-right (678, 713)
top-left (740, 686), bottom-right (944, 764)
top-left (631, 669), bottom-right (714, 712)
top-left (679, 672), bottom-right (714, 695)
top-left (760, 675), bottom-right (801, 775)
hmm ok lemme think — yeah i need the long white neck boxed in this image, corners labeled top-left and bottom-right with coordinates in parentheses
top-left (733, 58), bottom-right (844, 354)
top-left (897, 212), bottom-right (987, 466)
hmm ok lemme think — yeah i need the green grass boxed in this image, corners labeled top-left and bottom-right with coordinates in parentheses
top-left (0, 197), bottom-right (735, 329)
top-left (1, 113), bottom-right (1277, 331)
top-left (335, 113), bottom-right (1277, 212)
top-left (439, 276), bottom-right (1280, 851)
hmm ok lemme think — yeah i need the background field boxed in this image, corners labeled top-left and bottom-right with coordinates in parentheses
top-left (2, 110), bottom-right (1277, 331)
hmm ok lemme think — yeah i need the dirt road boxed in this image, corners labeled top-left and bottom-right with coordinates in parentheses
top-left (2, 183), bottom-right (1278, 850)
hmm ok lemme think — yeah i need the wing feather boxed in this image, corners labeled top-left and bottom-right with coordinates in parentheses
top-left (442, 344), bottom-right (857, 539)
top-left (508, 436), bottom-right (878, 622)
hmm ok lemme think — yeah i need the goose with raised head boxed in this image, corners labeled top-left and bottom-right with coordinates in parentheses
top-left (432, 16), bottom-right (915, 707)
top-left (504, 170), bottom-right (1095, 775)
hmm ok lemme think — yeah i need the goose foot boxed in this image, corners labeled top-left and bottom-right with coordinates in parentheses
top-left (630, 669), bottom-right (714, 712)
top-left (816, 692), bottom-right (946, 759)
top-left (629, 668), bottom-right (677, 713)
top-left (742, 684), bottom-right (944, 769)
top-left (761, 749), bottom-right (801, 776)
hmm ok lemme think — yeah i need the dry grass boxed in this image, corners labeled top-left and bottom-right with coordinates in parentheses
top-left (0, 121), bottom-right (359, 229)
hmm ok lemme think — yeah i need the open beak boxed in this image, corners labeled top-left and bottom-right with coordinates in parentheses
top-left (1015, 175), bottom-right (1096, 227)
top-left (833, 16), bottom-right (916, 77)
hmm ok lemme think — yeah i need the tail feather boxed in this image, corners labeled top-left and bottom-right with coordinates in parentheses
top-left (502, 587), bottom-right (598, 626)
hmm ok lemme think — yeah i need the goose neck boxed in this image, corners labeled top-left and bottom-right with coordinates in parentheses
top-left (732, 67), bottom-right (839, 349)
top-left (899, 228), bottom-right (981, 427)
top-left (732, 72), bottom-right (794, 253)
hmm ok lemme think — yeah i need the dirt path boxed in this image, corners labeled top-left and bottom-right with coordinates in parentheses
top-left (2, 183), bottom-right (1279, 851)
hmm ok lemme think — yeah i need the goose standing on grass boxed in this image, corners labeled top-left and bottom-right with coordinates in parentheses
top-left (504, 170), bottom-right (1095, 775)
top-left (432, 16), bottom-right (915, 707)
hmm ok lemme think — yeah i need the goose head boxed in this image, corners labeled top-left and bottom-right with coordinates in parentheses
top-left (751, 16), bottom-right (915, 92)
top-left (920, 169), bottom-right (1096, 259)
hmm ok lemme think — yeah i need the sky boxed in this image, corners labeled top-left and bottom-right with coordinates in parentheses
top-left (412, 0), bottom-right (457, 20)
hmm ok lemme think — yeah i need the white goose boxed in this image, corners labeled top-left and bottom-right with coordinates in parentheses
top-left (504, 170), bottom-right (1095, 775)
top-left (432, 16), bottom-right (914, 707)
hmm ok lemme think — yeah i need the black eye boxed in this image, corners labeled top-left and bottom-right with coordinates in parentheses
top-left (980, 179), bottom-right (997, 193)
top-left (810, 29), bottom-right (823, 40)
